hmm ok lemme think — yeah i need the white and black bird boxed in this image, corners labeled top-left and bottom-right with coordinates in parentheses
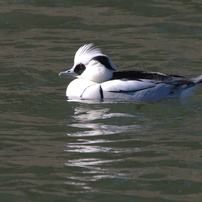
top-left (59, 43), bottom-right (202, 101)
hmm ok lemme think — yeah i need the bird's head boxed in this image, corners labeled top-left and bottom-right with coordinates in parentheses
top-left (59, 43), bottom-right (117, 83)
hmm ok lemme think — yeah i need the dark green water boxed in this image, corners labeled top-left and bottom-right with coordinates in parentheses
top-left (0, 0), bottom-right (202, 201)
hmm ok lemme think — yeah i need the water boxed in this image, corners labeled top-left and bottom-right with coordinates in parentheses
top-left (0, 0), bottom-right (202, 201)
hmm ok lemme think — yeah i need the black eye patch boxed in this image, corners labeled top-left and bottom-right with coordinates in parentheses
top-left (74, 63), bottom-right (86, 75)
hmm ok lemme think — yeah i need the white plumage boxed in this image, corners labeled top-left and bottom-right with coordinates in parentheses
top-left (59, 44), bottom-right (202, 101)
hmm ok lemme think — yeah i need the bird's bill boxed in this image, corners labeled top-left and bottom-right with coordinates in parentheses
top-left (59, 68), bottom-right (77, 77)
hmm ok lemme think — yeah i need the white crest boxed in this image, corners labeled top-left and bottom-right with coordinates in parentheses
top-left (74, 43), bottom-right (104, 66)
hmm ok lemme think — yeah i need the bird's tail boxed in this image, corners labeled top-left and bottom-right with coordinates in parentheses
top-left (180, 75), bottom-right (202, 98)
top-left (191, 75), bottom-right (202, 84)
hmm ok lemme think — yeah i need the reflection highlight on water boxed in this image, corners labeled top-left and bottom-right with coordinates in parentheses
top-left (61, 101), bottom-right (202, 200)
top-left (67, 106), bottom-right (141, 137)
top-left (63, 104), bottom-right (152, 194)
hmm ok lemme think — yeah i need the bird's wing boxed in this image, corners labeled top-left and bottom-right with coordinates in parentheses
top-left (101, 79), bottom-right (157, 93)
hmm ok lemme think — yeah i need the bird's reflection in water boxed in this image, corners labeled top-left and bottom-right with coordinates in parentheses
top-left (68, 105), bottom-right (140, 137)
top-left (64, 104), bottom-right (144, 191)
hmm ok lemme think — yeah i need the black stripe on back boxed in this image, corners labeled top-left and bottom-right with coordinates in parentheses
top-left (111, 71), bottom-right (168, 81)
top-left (111, 71), bottom-right (195, 87)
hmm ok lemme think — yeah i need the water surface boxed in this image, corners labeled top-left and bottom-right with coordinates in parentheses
top-left (0, 0), bottom-right (202, 201)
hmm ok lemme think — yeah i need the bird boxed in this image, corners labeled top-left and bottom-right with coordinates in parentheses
top-left (59, 43), bottom-right (202, 101)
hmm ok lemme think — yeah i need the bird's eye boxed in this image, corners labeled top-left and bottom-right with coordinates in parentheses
top-left (74, 63), bottom-right (86, 75)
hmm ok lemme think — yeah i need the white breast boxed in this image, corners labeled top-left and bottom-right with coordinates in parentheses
top-left (66, 79), bottom-right (102, 100)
